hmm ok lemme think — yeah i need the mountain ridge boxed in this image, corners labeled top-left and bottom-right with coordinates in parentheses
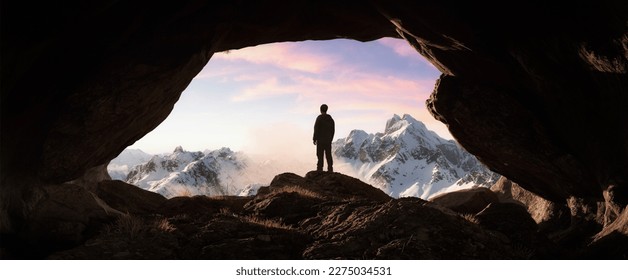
top-left (334, 114), bottom-right (498, 199)
top-left (110, 114), bottom-right (498, 199)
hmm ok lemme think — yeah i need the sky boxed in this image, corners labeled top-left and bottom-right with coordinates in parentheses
top-left (127, 38), bottom-right (448, 155)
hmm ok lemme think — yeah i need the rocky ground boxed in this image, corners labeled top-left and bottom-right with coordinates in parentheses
top-left (3, 171), bottom-right (625, 260)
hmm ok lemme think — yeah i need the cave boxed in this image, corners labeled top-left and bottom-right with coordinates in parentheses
top-left (1, 1), bottom-right (627, 259)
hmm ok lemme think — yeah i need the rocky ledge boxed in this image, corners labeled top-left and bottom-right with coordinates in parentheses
top-left (3, 172), bottom-right (625, 259)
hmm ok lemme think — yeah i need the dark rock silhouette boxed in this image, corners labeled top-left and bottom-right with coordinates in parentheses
top-left (585, 205), bottom-right (628, 259)
top-left (43, 172), bottom-right (527, 259)
top-left (2, 1), bottom-right (627, 258)
top-left (430, 187), bottom-right (499, 214)
top-left (94, 180), bottom-right (167, 215)
top-left (490, 177), bottom-right (570, 233)
top-left (0, 172), bottom-right (605, 259)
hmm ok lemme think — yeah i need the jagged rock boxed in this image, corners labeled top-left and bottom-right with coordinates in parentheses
top-left (303, 171), bottom-right (392, 202)
top-left (268, 172), bottom-right (391, 202)
top-left (45, 171), bottom-right (525, 259)
top-left (585, 206), bottom-right (628, 259)
top-left (269, 173), bottom-right (307, 189)
top-left (244, 191), bottom-right (324, 226)
top-left (66, 162), bottom-right (112, 191)
top-left (476, 203), bottom-right (538, 239)
top-left (160, 195), bottom-right (252, 218)
top-left (490, 177), bottom-right (570, 232)
top-left (196, 215), bottom-right (310, 260)
top-left (303, 198), bottom-right (515, 259)
top-left (429, 187), bottom-right (499, 214)
top-left (94, 180), bottom-right (167, 215)
top-left (9, 183), bottom-right (115, 258)
top-left (474, 202), bottom-right (556, 258)
top-left (602, 182), bottom-right (628, 227)
top-left (420, 2), bottom-right (628, 202)
top-left (551, 197), bottom-right (606, 249)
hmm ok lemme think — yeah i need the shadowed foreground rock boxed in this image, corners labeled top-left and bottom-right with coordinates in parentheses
top-left (430, 187), bottom-right (498, 214)
top-left (8, 172), bottom-right (609, 260)
top-left (42, 172), bottom-right (529, 259)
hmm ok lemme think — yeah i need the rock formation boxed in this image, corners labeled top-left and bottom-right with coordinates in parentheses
top-left (490, 177), bottom-right (570, 233)
top-left (47, 172), bottom-right (525, 259)
top-left (429, 187), bottom-right (499, 214)
top-left (2, 0), bottom-right (627, 258)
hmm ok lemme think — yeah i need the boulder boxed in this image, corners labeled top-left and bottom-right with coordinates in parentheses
top-left (304, 171), bottom-right (392, 202)
top-left (303, 198), bottom-right (516, 259)
top-left (10, 183), bottom-right (115, 258)
top-left (66, 162), bottom-right (112, 191)
top-left (429, 187), bottom-right (499, 214)
top-left (490, 177), bottom-right (570, 232)
top-left (585, 206), bottom-right (628, 259)
top-left (160, 195), bottom-right (252, 218)
top-left (474, 202), bottom-right (556, 257)
top-left (94, 180), bottom-right (167, 215)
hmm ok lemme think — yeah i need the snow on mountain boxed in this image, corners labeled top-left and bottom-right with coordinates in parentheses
top-left (333, 114), bottom-right (499, 199)
top-left (125, 146), bottom-right (250, 198)
top-left (238, 183), bottom-right (264, 196)
top-left (107, 148), bottom-right (153, 180)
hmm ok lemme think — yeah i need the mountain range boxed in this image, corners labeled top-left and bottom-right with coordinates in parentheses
top-left (333, 114), bottom-right (499, 199)
top-left (108, 114), bottom-right (498, 198)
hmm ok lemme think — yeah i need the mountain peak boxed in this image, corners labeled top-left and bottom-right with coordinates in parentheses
top-left (401, 113), bottom-right (418, 123)
top-left (384, 114), bottom-right (403, 134)
top-left (173, 146), bottom-right (184, 153)
top-left (384, 113), bottom-right (427, 135)
top-left (334, 113), bottom-right (497, 198)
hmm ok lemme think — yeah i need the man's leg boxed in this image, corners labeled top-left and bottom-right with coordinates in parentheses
top-left (316, 143), bottom-right (324, 171)
top-left (324, 142), bottom-right (333, 172)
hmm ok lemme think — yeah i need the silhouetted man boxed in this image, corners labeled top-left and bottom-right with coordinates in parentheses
top-left (313, 104), bottom-right (335, 172)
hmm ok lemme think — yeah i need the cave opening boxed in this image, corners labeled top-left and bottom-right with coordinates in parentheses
top-left (109, 38), bottom-right (468, 198)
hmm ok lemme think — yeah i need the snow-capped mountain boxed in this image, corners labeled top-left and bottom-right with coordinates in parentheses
top-left (333, 114), bottom-right (499, 199)
top-left (125, 146), bottom-right (249, 198)
top-left (107, 148), bottom-right (153, 180)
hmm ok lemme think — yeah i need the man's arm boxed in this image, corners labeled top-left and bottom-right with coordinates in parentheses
top-left (313, 116), bottom-right (320, 145)
top-left (331, 118), bottom-right (335, 140)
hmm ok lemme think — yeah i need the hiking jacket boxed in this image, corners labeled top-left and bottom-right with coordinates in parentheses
top-left (313, 114), bottom-right (335, 143)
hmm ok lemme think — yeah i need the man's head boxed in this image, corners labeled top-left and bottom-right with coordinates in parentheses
top-left (320, 104), bottom-right (328, 114)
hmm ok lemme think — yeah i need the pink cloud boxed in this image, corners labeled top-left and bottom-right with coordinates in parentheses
top-left (377, 38), bottom-right (418, 58)
top-left (377, 38), bottom-right (439, 70)
top-left (231, 77), bottom-right (297, 101)
top-left (212, 43), bottom-right (337, 73)
top-left (229, 70), bottom-right (435, 108)
top-left (203, 40), bottom-right (449, 138)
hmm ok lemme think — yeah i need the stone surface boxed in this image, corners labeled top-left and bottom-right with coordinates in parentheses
top-left (429, 187), bottom-right (499, 214)
top-left (8, 171), bottom-right (617, 259)
top-left (490, 177), bottom-right (570, 232)
top-left (473, 202), bottom-right (559, 258)
top-left (418, 2), bottom-right (628, 202)
top-left (5, 183), bottom-right (116, 258)
top-left (66, 162), bottom-right (112, 192)
top-left (94, 180), bottom-right (167, 215)
top-left (48, 172), bottom-right (523, 259)
top-left (585, 206), bottom-right (628, 259)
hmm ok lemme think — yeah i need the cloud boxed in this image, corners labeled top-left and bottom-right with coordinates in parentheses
top-left (212, 43), bottom-right (338, 73)
top-left (377, 38), bottom-right (439, 70)
top-left (229, 70), bottom-right (436, 111)
top-left (231, 77), bottom-right (298, 102)
top-left (377, 38), bottom-right (419, 58)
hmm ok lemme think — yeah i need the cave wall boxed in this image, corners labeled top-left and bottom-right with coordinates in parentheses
top-left (2, 0), bottom-right (627, 235)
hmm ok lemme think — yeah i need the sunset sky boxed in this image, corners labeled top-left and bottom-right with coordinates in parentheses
top-left (127, 38), bottom-right (448, 155)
